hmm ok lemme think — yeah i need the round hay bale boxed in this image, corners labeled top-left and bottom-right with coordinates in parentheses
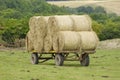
top-left (44, 16), bottom-right (50, 22)
top-left (29, 16), bottom-right (40, 34)
top-left (53, 31), bottom-right (81, 52)
top-left (44, 35), bottom-right (53, 52)
top-left (78, 31), bottom-right (99, 51)
top-left (34, 16), bottom-right (49, 52)
top-left (28, 16), bottom-right (49, 52)
top-left (34, 38), bottom-right (44, 52)
top-left (52, 33), bottom-right (59, 51)
top-left (48, 15), bottom-right (74, 35)
top-left (26, 31), bottom-right (34, 52)
top-left (36, 16), bottom-right (49, 37)
top-left (70, 15), bottom-right (92, 31)
top-left (29, 16), bottom-right (40, 52)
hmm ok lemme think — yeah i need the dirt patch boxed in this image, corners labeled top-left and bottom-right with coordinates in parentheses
top-left (0, 46), bottom-right (26, 52)
top-left (101, 75), bottom-right (109, 78)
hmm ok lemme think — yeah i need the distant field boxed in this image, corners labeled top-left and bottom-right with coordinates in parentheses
top-left (48, 0), bottom-right (120, 15)
top-left (0, 49), bottom-right (120, 80)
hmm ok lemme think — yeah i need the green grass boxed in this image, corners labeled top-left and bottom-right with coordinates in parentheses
top-left (0, 49), bottom-right (120, 80)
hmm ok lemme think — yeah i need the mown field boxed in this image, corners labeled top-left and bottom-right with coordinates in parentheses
top-left (0, 48), bottom-right (120, 80)
top-left (48, 0), bottom-right (120, 15)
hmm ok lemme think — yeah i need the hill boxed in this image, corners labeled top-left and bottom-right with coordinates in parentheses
top-left (48, 0), bottom-right (120, 15)
top-left (0, 0), bottom-right (120, 46)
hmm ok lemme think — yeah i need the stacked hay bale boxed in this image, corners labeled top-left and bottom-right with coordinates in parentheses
top-left (26, 31), bottom-right (34, 52)
top-left (48, 15), bottom-right (82, 52)
top-left (27, 15), bottom-right (99, 53)
top-left (34, 16), bottom-right (49, 52)
top-left (70, 15), bottom-right (92, 31)
top-left (48, 15), bottom-right (74, 34)
top-left (44, 35), bottom-right (52, 51)
top-left (47, 15), bottom-right (75, 51)
top-left (70, 15), bottom-right (99, 51)
top-left (43, 17), bottom-right (53, 51)
top-left (78, 31), bottom-right (99, 51)
top-left (53, 31), bottom-right (81, 52)
top-left (27, 16), bottom-right (49, 52)
top-left (28, 16), bottom-right (38, 52)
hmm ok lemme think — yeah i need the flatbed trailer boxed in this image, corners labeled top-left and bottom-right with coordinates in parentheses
top-left (31, 50), bottom-right (95, 66)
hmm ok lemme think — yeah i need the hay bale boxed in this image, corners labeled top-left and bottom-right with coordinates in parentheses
top-left (28, 16), bottom-right (40, 51)
top-left (70, 15), bottom-right (92, 31)
top-left (36, 16), bottom-right (49, 37)
top-left (43, 16), bottom-right (54, 52)
top-left (53, 31), bottom-right (81, 52)
top-left (52, 33), bottom-right (59, 51)
top-left (34, 16), bottom-right (49, 52)
top-left (44, 35), bottom-right (53, 51)
top-left (26, 31), bottom-right (34, 52)
top-left (48, 15), bottom-right (74, 35)
top-left (46, 15), bottom-right (74, 52)
top-left (29, 16), bottom-right (50, 52)
top-left (78, 31), bottom-right (99, 51)
top-left (29, 16), bottom-right (40, 34)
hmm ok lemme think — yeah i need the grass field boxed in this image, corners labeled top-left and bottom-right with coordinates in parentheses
top-left (0, 49), bottom-right (120, 80)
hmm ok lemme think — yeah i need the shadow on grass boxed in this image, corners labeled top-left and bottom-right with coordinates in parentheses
top-left (37, 60), bottom-right (88, 67)
top-left (29, 59), bottom-right (99, 67)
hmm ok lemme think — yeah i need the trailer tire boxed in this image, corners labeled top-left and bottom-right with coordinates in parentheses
top-left (31, 53), bottom-right (39, 64)
top-left (55, 54), bottom-right (64, 66)
top-left (80, 54), bottom-right (89, 66)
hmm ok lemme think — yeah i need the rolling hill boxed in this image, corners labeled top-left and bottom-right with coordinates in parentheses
top-left (48, 0), bottom-right (120, 15)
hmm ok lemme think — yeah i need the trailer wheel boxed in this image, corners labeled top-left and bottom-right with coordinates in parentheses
top-left (80, 54), bottom-right (89, 66)
top-left (31, 53), bottom-right (39, 64)
top-left (55, 54), bottom-right (64, 66)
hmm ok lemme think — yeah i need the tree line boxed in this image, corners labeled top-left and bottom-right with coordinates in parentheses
top-left (0, 0), bottom-right (120, 44)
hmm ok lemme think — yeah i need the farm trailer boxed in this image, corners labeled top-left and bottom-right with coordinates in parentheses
top-left (27, 15), bottom-right (98, 66)
top-left (30, 50), bottom-right (95, 66)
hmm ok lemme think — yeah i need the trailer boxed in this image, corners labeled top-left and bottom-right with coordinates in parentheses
top-left (30, 50), bottom-right (95, 66)
top-left (28, 15), bottom-right (99, 66)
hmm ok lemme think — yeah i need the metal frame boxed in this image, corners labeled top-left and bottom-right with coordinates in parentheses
top-left (31, 50), bottom-right (95, 64)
